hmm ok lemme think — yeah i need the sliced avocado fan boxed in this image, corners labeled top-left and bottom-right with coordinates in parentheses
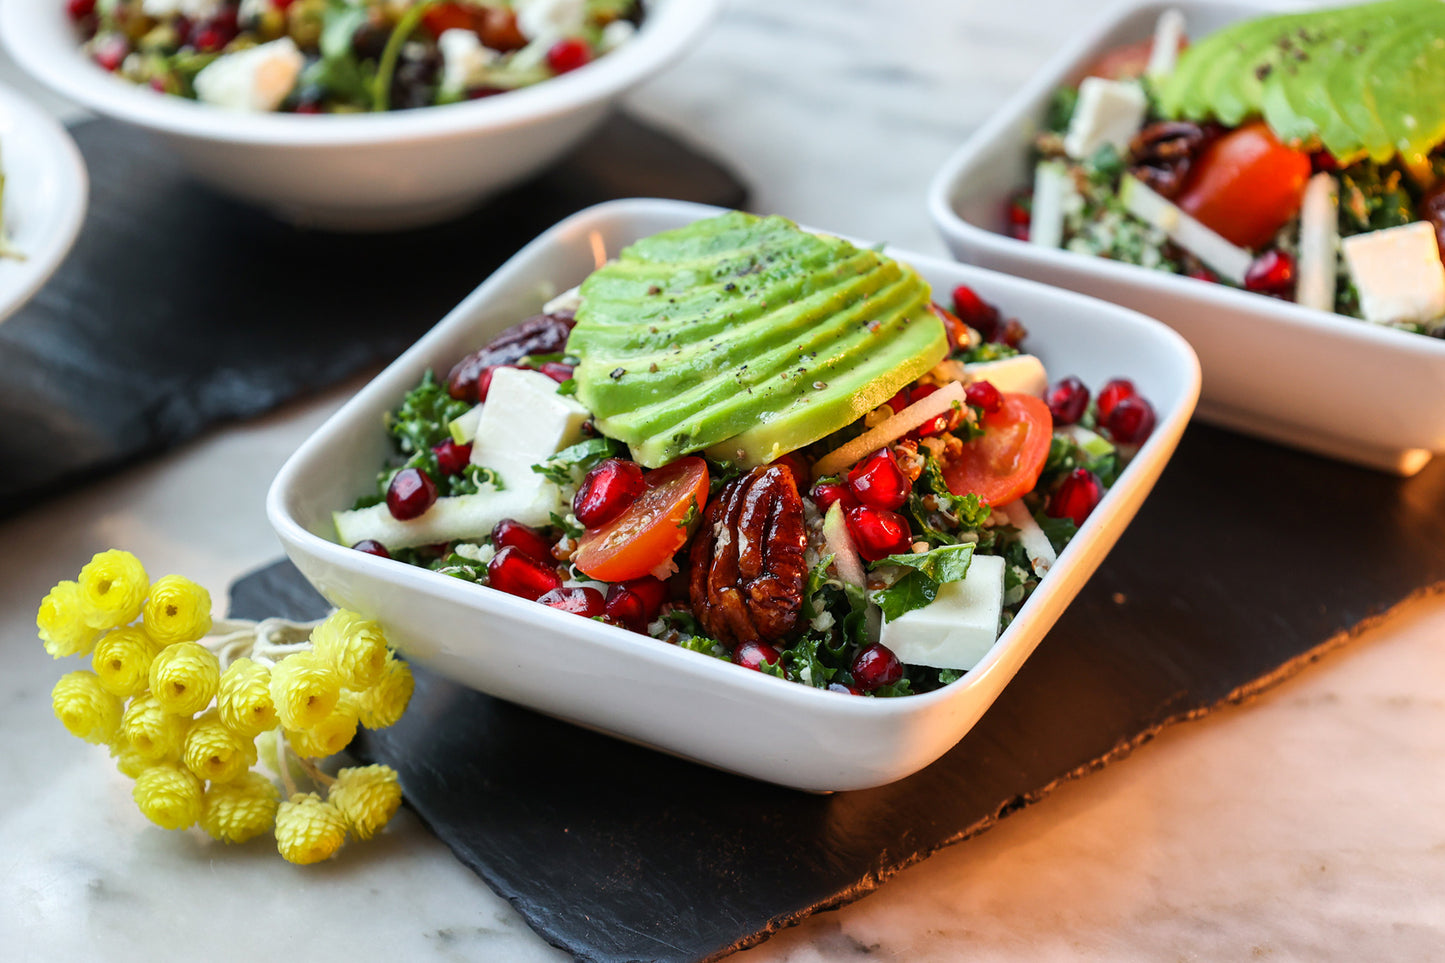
top-left (567, 212), bottom-right (948, 469)
top-left (1156, 0), bottom-right (1445, 171)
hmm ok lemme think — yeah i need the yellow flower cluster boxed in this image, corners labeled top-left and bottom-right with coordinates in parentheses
top-left (38, 550), bottom-right (415, 866)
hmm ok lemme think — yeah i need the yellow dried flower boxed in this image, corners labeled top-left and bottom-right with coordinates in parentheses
top-left (201, 771), bottom-right (280, 844)
top-left (77, 550), bottom-right (149, 631)
top-left (216, 657), bottom-right (277, 738)
top-left (328, 765), bottom-right (402, 841)
top-left (91, 625), bottom-right (162, 698)
top-left (183, 709), bottom-right (258, 784)
top-left (148, 641), bottom-right (220, 716)
top-left (51, 671), bottom-right (124, 744)
top-left (310, 610), bottom-right (390, 690)
top-left (111, 739), bottom-right (153, 779)
top-left (120, 694), bottom-right (191, 763)
top-left (285, 695), bottom-right (359, 759)
top-left (142, 574), bottom-right (212, 645)
top-left (354, 655), bottom-right (414, 730)
top-left (275, 792), bottom-right (347, 865)
top-left (133, 763), bottom-right (204, 830)
top-left (37, 580), bottom-right (101, 659)
top-left (269, 652), bottom-right (340, 731)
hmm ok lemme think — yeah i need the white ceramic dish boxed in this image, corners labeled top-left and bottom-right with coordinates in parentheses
top-left (928, 0), bottom-right (1445, 477)
top-left (0, 81), bottom-right (86, 323)
top-left (267, 198), bottom-right (1200, 792)
top-left (0, 0), bottom-right (716, 230)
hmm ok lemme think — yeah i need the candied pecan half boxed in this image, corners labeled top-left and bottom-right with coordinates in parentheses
top-left (688, 465), bottom-right (809, 648)
top-left (1128, 121), bottom-right (1222, 199)
top-left (445, 311), bottom-right (575, 401)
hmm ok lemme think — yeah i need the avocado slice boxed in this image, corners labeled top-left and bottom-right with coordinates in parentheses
top-left (568, 212), bottom-right (948, 469)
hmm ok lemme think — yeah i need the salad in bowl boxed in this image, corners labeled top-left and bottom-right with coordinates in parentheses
top-left (1018, 0), bottom-right (1445, 338)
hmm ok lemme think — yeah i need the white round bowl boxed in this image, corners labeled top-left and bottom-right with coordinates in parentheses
top-left (0, 81), bottom-right (86, 323)
top-left (0, 0), bottom-right (717, 229)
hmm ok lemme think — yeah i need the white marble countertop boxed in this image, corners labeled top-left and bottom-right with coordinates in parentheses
top-left (4, 1), bottom-right (1445, 960)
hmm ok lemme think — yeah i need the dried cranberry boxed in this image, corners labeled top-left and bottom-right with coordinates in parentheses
top-left (538, 586), bottom-right (605, 618)
top-left (446, 313), bottom-right (576, 401)
top-left (1095, 378), bottom-right (1136, 422)
top-left (488, 546), bottom-right (562, 601)
top-left (844, 505), bottom-right (913, 561)
top-left (1045, 376), bottom-right (1090, 426)
top-left (1244, 249), bottom-right (1296, 298)
top-left (1105, 395), bottom-right (1157, 445)
top-left (950, 284), bottom-right (1000, 341)
top-left (810, 481), bottom-right (857, 515)
top-left (851, 643), bottom-right (903, 691)
top-left (538, 361), bottom-right (574, 383)
top-left (350, 539), bottom-right (391, 559)
top-left (1047, 468), bottom-right (1103, 526)
top-left (964, 380), bottom-right (1002, 414)
top-left (573, 458), bottom-right (646, 529)
top-left (386, 467), bottom-right (437, 520)
top-left (492, 518), bottom-right (553, 562)
top-left (546, 37), bottom-right (592, 74)
top-left (92, 34), bottom-right (129, 71)
top-left (733, 641), bottom-right (783, 673)
top-left (847, 449), bottom-right (911, 511)
top-left (432, 438), bottom-right (472, 476)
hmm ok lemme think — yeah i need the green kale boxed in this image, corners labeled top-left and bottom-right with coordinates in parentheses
top-left (1338, 161), bottom-right (1415, 235)
top-left (869, 543), bottom-right (976, 621)
top-left (957, 341), bottom-right (1021, 364)
top-left (1044, 86), bottom-right (1078, 134)
top-left (532, 436), bottom-right (627, 486)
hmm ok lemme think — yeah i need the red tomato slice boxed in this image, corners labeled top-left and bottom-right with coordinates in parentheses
top-left (1082, 36), bottom-right (1186, 80)
top-left (1176, 122), bottom-right (1311, 249)
top-left (574, 456), bottom-right (710, 583)
top-left (943, 393), bottom-right (1053, 506)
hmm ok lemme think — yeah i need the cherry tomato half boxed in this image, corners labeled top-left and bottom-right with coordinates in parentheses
top-left (573, 456), bottom-right (710, 583)
top-left (943, 393), bottom-right (1053, 506)
top-left (1176, 122), bottom-right (1311, 249)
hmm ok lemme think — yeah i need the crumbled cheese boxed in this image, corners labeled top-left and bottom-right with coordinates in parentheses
top-left (879, 555), bottom-right (1006, 671)
top-left (600, 19), bottom-right (636, 52)
top-left (1341, 221), bottom-right (1445, 325)
top-left (515, 0), bottom-right (587, 42)
top-left (438, 28), bottom-right (498, 94)
top-left (1063, 78), bottom-right (1147, 161)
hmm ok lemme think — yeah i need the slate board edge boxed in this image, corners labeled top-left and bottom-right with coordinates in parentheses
top-left (683, 579), bottom-right (1445, 963)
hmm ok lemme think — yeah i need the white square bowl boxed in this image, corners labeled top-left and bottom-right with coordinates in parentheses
top-left (266, 198), bottom-right (1200, 792)
top-left (928, 0), bottom-right (1445, 476)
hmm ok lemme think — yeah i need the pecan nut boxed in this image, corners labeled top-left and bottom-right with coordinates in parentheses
top-left (1128, 121), bottom-right (1222, 199)
top-left (445, 311), bottom-right (575, 401)
top-left (688, 465), bottom-right (809, 647)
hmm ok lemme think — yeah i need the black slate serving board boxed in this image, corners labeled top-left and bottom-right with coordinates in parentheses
top-left (0, 115), bottom-right (746, 516)
top-left (230, 423), bottom-right (1445, 963)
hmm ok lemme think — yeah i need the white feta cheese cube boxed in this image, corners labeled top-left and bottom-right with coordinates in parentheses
top-left (515, 0), bottom-right (587, 43)
top-left (438, 28), bottom-right (497, 94)
top-left (1063, 77), bottom-right (1147, 161)
top-left (600, 19), bottom-right (636, 52)
top-left (879, 554), bottom-right (1006, 672)
top-left (1341, 221), bottom-right (1445, 325)
top-left (193, 38), bottom-right (303, 113)
top-left (469, 367), bottom-right (591, 493)
top-left (963, 354), bottom-right (1048, 397)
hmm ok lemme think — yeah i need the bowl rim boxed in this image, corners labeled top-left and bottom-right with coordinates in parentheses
top-left (266, 197), bottom-right (1201, 723)
top-left (0, 81), bottom-right (88, 324)
top-left (0, 0), bottom-right (720, 147)
top-left (925, 0), bottom-right (1445, 361)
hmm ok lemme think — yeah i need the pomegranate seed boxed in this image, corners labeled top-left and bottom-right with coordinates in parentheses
top-left (1310, 151), bottom-right (1339, 173)
top-left (192, 14), bottom-right (236, 53)
top-left (1095, 379), bottom-right (1136, 421)
top-left (827, 682), bottom-right (862, 696)
top-left (810, 481), bottom-right (857, 515)
top-left (907, 383), bottom-right (960, 438)
top-left (432, 438), bottom-right (472, 476)
top-left (92, 34), bottom-right (129, 71)
top-left (488, 546), bottom-right (562, 601)
top-left (1045, 376), bottom-right (1090, 426)
top-left (293, 102), bottom-right (324, 115)
top-left (851, 643), bottom-right (903, 691)
top-left (1105, 395), bottom-right (1157, 445)
top-left (1186, 266), bottom-right (1219, 283)
top-left (492, 518), bottom-right (553, 562)
top-left (148, 77), bottom-right (168, 93)
top-left (537, 586), bottom-right (605, 618)
top-left (350, 539), bottom-right (391, 559)
top-left (1006, 191), bottom-right (1031, 241)
top-left (573, 458), bottom-right (646, 529)
top-left (603, 585), bottom-right (647, 631)
top-left (538, 361), bottom-right (574, 383)
top-left (66, 0), bottom-right (95, 20)
top-left (466, 86), bottom-right (508, 99)
top-left (546, 37), bottom-right (592, 73)
top-left (1244, 249), bottom-right (1295, 298)
top-left (619, 576), bottom-right (669, 619)
top-left (1047, 468), bottom-right (1103, 526)
top-left (951, 284), bottom-right (999, 341)
top-left (733, 641), bottom-right (782, 672)
top-left (964, 380), bottom-right (1002, 414)
top-left (884, 388), bottom-right (910, 414)
top-left (844, 505), bottom-right (913, 561)
top-left (386, 467), bottom-right (437, 520)
top-left (847, 449), bottom-right (911, 510)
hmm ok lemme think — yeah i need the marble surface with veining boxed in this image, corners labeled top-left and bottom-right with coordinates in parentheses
top-left (4, 1), bottom-right (1445, 960)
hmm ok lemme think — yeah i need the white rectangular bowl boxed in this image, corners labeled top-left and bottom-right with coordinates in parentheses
top-left (267, 198), bottom-right (1200, 792)
top-left (928, 0), bottom-right (1445, 476)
